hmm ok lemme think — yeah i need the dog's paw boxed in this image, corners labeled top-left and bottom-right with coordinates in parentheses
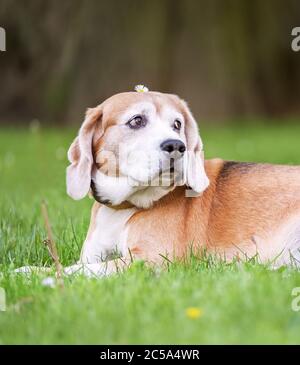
top-left (63, 263), bottom-right (115, 278)
top-left (14, 266), bottom-right (52, 274)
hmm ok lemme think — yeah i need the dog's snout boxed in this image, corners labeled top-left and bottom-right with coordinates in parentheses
top-left (160, 139), bottom-right (186, 154)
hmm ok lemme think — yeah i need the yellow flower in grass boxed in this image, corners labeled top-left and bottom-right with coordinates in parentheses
top-left (186, 307), bottom-right (203, 319)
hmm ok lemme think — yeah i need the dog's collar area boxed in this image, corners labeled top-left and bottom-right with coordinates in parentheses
top-left (102, 200), bottom-right (135, 210)
top-left (90, 180), bottom-right (135, 210)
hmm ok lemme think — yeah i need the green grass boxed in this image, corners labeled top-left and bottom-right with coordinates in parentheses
top-left (1, 121), bottom-right (300, 344)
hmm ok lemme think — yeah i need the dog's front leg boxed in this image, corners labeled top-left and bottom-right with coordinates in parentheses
top-left (15, 259), bottom-right (130, 278)
top-left (80, 202), bottom-right (137, 264)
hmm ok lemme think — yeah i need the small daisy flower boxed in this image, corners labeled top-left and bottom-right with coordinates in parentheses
top-left (185, 307), bottom-right (203, 319)
top-left (41, 277), bottom-right (56, 288)
top-left (134, 84), bottom-right (149, 93)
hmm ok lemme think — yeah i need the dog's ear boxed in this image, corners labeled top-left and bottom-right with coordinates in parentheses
top-left (181, 100), bottom-right (209, 194)
top-left (66, 106), bottom-right (103, 200)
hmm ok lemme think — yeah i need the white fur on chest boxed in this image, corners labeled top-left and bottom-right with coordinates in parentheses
top-left (80, 205), bottom-right (137, 263)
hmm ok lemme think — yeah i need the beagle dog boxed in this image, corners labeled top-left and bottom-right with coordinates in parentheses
top-left (62, 88), bottom-right (300, 277)
top-left (16, 87), bottom-right (300, 277)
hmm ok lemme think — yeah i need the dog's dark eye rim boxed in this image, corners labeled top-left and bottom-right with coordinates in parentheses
top-left (173, 119), bottom-right (182, 130)
top-left (126, 114), bottom-right (147, 129)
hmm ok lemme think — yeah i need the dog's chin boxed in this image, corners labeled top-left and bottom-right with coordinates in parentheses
top-left (126, 168), bottom-right (184, 209)
top-left (123, 157), bottom-right (183, 186)
top-left (128, 164), bottom-right (184, 184)
top-left (91, 165), bottom-right (185, 209)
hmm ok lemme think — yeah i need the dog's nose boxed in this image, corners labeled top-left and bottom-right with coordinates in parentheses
top-left (160, 139), bottom-right (186, 154)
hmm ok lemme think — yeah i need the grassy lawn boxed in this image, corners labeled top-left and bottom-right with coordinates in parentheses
top-left (1, 121), bottom-right (300, 344)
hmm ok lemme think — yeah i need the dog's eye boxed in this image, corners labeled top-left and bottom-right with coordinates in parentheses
top-left (173, 119), bottom-right (182, 131)
top-left (126, 115), bottom-right (147, 129)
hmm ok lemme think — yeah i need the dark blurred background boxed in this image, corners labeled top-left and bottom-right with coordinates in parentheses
top-left (0, 0), bottom-right (299, 125)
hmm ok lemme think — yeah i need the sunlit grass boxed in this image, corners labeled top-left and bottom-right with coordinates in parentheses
top-left (1, 122), bottom-right (300, 344)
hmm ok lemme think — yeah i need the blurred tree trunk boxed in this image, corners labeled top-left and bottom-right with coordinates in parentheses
top-left (157, 0), bottom-right (183, 92)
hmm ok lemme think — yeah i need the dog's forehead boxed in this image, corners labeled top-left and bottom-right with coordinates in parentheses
top-left (101, 91), bottom-right (183, 119)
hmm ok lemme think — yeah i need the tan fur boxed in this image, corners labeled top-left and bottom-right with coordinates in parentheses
top-left (125, 159), bottom-right (300, 263)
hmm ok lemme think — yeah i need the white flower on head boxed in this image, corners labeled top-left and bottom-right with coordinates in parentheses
top-left (41, 276), bottom-right (56, 288)
top-left (134, 84), bottom-right (149, 93)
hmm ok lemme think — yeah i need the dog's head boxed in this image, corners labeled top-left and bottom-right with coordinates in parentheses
top-left (66, 90), bottom-right (209, 208)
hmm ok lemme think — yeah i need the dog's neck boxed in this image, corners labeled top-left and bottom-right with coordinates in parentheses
top-left (126, 185), bottom-right (176, 209)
